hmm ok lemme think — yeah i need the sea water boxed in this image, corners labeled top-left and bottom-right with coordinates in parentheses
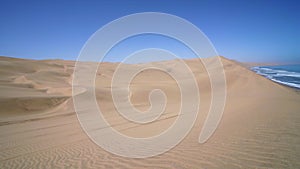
top-left (251, 64), bottom-right (300, 89)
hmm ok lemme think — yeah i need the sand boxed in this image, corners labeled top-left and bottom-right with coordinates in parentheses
top-left (0, 56), bottom-right (299, 168)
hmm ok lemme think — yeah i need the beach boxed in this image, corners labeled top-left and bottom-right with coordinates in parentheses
top-left (0, 56), bottom-right (300, 168)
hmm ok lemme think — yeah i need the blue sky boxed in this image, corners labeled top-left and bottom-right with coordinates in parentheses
top-left (0, 0), bottom-right (299, 62)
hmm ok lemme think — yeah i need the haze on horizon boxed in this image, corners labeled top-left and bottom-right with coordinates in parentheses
top-left (0, 0), bottom-right (299, 63)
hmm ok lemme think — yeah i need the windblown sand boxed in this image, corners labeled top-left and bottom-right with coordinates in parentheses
top-left (0, 56), bottom-right (299, 168)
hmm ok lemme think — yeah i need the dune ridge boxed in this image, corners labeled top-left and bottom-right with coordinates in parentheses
top-left (0, 56), bottom-right (299, 168)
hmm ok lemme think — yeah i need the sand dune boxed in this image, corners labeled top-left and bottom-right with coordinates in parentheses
top-left (0, 56), bottom-right (299, 168)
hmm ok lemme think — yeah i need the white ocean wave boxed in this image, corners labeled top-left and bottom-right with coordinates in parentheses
top-left (252, 66), bottom-right (300, 89)
top-left (270, 78), bottom-right (300, 89)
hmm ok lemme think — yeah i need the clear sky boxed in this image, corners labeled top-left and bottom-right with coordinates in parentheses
top-left (0, 0), bottom-right (299, 62)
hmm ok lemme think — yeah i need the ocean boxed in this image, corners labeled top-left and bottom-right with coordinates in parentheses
top-left (251, 64), bottom-right (300, 89)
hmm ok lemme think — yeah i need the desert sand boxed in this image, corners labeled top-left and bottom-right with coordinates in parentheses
top-left (0, 56), bottom-right (299, 168)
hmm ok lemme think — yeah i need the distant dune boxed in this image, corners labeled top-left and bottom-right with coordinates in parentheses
top-left (0, 56), bottom-right (299, 168)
